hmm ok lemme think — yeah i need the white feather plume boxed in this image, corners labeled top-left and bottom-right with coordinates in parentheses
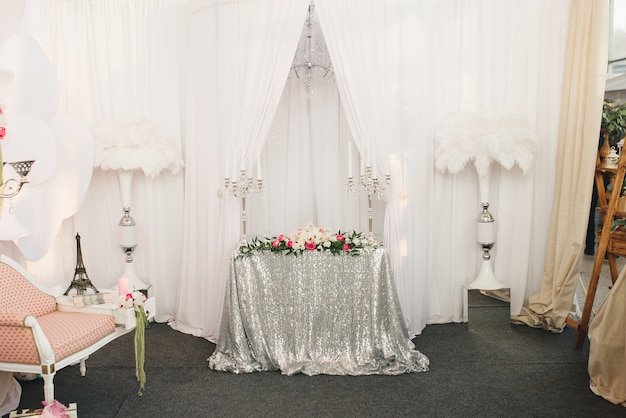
top-left (435, 112), bottom-right (537, 177)
top-left (93, 119), bottom-right (184, 178)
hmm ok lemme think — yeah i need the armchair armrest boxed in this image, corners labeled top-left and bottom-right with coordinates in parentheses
top-left (0, 313), bottom-right (56, 366)
top-left (0, 310), bottom-right (30, 326)
top-left (23, 315), bottom-right (56, 365)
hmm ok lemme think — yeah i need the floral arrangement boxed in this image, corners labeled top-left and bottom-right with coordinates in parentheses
top-left (118, 290), bottom-right (149, 395)
top-left (0, 101), bottom-right (6, 140)
top-left (238, 223), bottom-right (380, 257)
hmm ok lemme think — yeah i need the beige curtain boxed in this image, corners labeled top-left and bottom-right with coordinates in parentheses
top-left (512, 0), bottom-right (609, 330)
top-left (588, 265), bottom-right (626, 406)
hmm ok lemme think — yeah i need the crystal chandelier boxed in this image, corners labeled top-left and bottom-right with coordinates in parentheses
top-left (290, 3), bottom-right (333, 95)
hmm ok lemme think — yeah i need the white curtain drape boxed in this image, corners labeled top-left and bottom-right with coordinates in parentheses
top-left (310, 0), bottom-right (570, 336)
top-left (315, 1), bottom-right (412, 327)
top-left (170, 0), bottom-right (309, 339)
top-left (4, 1), bottom-right (575, 342)
top-left (246, 75), bottom-right (366, 237)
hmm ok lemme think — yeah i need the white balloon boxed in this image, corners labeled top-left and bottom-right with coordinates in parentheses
top-left (0, 35), bottom-right (60, 120)
top-left (0, 29), bottom-right (93, 261)
top-left (1, 116), bottom-right (57, 185)
top-left (0, 204), bottom-right (29, 241)
top-left (4, 113), bottom-right (94, 259)
top-left (12, 182), bottom-right (65, 260)
top-left (49, 114), bottom-right (94, 218)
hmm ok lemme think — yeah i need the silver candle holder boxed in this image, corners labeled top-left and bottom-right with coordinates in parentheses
top-left (1, 160), bottom-right (35, 199)
top-left (224, 169), bottom-right (264, 243)
top-left (347, 166), bottom-right (391, 239)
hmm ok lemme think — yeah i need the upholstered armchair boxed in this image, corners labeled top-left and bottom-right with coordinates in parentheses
top-left (0, 255), bottom-right (132, 403)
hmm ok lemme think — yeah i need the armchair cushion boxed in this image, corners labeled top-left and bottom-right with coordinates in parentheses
top-left (0, 312), bottom-right (115, 365)
top-left (0, 259), bottom-right (56, 316)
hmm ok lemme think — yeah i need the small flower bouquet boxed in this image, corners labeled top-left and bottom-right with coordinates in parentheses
top-left (238, 223), bottom-right (380, 257)
top-left (0, 101), bottom-right (7, 140)
top-left (41, 399), bottom-right (72, 418)
top-left (118, 291), bottom-right (149, 395)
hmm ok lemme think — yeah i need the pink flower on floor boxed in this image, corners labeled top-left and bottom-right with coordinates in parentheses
top-left (306, 241), bottom-right (316, 251)
top-left (41, 399), bottom-right (69, 418)
top-left (0, 126), bottom-right (5, 139)
top-left (343, 243), bottom-right (350, 251)
top-left (287, 240), bottom-right (293, 248)
top-left (272, 240), bottom-right (280, 248)
top-left (278, 234), bottom-right (285, 241)
top-left (336, 234), bottom-right (345, 242)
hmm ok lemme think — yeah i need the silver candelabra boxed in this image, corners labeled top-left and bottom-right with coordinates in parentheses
top-left (224, 169), bottom-right (264, 243)
top-left (347, 166), bottom-right (391, 239)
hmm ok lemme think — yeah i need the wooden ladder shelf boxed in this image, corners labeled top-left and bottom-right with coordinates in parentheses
top-left (566, 146), bottom-right (626, 348)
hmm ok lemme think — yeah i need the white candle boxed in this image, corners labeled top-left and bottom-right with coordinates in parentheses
top-left (118, 276), bottom-right (129, 296)
top-left (360, 153), bottom-right (365, 175)
top-left (225, 147), bottom-right (230, 179)
top-left (348, 141), bottom-right (353, 177)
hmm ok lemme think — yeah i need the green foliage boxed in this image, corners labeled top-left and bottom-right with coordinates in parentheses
top-left (602, 99), bottom-right (626, 146)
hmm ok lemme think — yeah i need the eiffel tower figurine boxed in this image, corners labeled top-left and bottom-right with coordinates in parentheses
top-left (64, 233), bottom-right (102, 299)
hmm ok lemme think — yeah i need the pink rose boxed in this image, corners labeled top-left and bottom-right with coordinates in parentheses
top-left (306, 241), bottom-right (316, 251)
top-left (343, 243), bottom-right (350, 251)
top-left (278, 234), bottom-right (285, 241)
top-left (287, 240), bottom-right (293, 248)
top-left (0, 127), bottom-right (5, 139)
top-left (272, 240), bottom-right (280, 248)
top-left (337, 234), bottom-right (345, 242)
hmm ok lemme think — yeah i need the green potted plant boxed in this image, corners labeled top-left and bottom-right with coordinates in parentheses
top-left (601, 99), bottom-right (626, 148)
top-left (598, 100), bottom-right (626, 228)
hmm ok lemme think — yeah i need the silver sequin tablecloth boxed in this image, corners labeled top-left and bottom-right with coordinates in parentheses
top-left (208, 249), bottom-right (429, 376)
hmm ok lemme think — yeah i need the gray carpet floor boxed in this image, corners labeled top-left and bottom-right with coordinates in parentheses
top-left (6, 291), bottom-right (625, 418)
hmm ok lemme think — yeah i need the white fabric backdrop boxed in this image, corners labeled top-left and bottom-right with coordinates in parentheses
top-left (246, 75), bottom-right (366, 237)
top-left (2, 0), bottom-right (573, 341)
top-left (170, 0), bottom-right (310, 339)
top-left (175, 0), bottom-right (570, 339)
top-left (1, 0), bottom-right (187, 322)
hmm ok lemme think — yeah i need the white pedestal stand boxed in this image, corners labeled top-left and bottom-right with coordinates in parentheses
top-left (467, 167), bottom-right (506, 291)
top-left (463, 166), bottom-right (508, 323)
top-left (117, 169), bottom-right (150, 294)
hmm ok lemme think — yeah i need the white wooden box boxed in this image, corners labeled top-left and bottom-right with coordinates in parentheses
top-left (57, 291), bottom-right (156, 330)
